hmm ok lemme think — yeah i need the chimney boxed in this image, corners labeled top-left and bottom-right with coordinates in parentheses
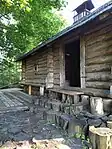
top-left (73, 0), bottom-right (94, 23)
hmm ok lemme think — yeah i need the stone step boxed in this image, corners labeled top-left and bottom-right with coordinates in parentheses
top-left (48, 100), bottom-right (62, 112)
top-left (39, 98), bottom-right (89, 115)
top-left (62, 102), bottom-right (89, 115)
top-left (43, 110), bottom-right (87, 138)
top-left (43, 110), bottom-right (62, 124)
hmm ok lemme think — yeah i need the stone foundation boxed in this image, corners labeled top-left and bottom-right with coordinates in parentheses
top-left (36, 98), bottom-right (112, 139)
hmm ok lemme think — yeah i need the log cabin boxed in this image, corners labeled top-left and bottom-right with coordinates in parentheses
top-left (16, 0), bottom-right (112, 113)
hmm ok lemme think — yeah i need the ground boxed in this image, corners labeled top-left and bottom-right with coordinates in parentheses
top-left (0, 89), bottom-right (83, 149)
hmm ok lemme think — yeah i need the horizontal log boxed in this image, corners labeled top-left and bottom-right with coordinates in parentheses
top-left (86, 72), bottom-right (112, 82)
top-left (54, 70), bottom-right (60, 74)
top-left (85, 18), bottom-right (112, 38)
top-left (85, 24), bottom-right (112, 43)
top-left (26, 79), bottom-right (46, 84)
top-left (53, 84), bottom-right (60, 88)
top-left (86, 55), bottom-right (112, 65)
top-left (86, 44), bottom-right (112, 59)
top-left (54, 78), bottom-right (60, 83)
top-left (86, 64), bottom-right (111, 73)
top-left (54, 74), bottom-right (60, 79)
top-left (86, 81), bottom-right (111, 89)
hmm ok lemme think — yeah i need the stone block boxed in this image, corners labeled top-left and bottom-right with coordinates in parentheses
top-left (62, 103), bottom-right (71, 114)
top-left (69, 104), bottom-right (84, 115)
top-left (38, 99), bottom-right (42, 106)
top-left (68, 118), bottom-right (86, 137)
top-left (43, 110), bottom-right (56, 124)
top-left (64, 106), bottom-right (70, 114)
top-left (38, 99), bottom-right (47, 107)
top-left (60, 114), bottom-right (73, 130)
top-left (81, 95), bottom-right (90, 111)
top-left (108, 115), bottom-right (112, 121)
top-left (75, 105), bottom-right (83, 114)
top-left (81, 95), bottom-right (89, 104)
top-left (69, 106), bottom-right (75, 115)
top-left (36, 99), bottom-right (40, 105)
top-left (107, 121), bottom-right (112, 129)
top-left (44, 102), bottom-right (52, 109)
top-left (55, 112), bottom-right (62, 126)
top-left (51, 101), bottom-right (61, 112)
top-left (90, 97), bottom-right (104, 115)
top-left (66, 95), bottom-right (73, 104)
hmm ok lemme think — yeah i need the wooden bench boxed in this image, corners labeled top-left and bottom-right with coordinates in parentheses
top-left (48, 88), bottom-right (84, 104)
top-left (21, 82), bottom-right (45, 96)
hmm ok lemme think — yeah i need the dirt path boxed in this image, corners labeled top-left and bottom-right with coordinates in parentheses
top-left (0, 106), bottom-right (83, 149)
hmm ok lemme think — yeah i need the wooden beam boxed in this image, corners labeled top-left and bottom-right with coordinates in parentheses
top-left (80, 36), bottom-right (86, 88)
top-left (59, 44), bottom-right (65, 87)
top-left (28, 85), bottom-right (32, 95)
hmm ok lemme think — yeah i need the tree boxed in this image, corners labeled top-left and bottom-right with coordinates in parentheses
top-left (0, 0), bottom-right (67, 58)
top-left (0, 0), bottom-right (67, 87)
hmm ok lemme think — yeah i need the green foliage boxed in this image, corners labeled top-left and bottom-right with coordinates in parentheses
top-left (0, 0), bottom-right (67, 57)
top-left (0, 0), bottom-right (67, 87)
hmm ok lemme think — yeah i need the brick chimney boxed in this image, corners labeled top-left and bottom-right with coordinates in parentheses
top-left (73, 0), bottom-right (94, 23)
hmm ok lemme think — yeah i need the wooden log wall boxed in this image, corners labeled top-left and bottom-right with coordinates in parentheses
top-left (22, 45), bottom-right (61, 88)
top-left (23, 49), bottom-right (48, 86)
top-left (85, 18), bottom-right (112, 90)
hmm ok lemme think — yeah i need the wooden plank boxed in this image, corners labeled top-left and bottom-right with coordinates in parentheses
top-left (48, 89), bottom-right (83, 96)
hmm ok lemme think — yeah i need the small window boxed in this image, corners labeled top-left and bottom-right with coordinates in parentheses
top-left (34, 64), bottom-right (39, 72)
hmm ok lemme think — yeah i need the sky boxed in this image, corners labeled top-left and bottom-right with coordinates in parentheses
top-left (61, 0), bottom-right (110, 24)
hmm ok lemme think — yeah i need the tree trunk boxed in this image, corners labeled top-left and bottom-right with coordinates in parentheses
top-left (89, 126), bottom-right (112, 149)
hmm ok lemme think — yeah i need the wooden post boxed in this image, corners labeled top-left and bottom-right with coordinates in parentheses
top-left (74, 95), bottom-right (79, 104)
top-left (110, 86), bottom-right (112, 94)
top-left (90, 97), bottom-right (104, 115)
top-left (28, 85), bottom-right (32, 95)
top-left (66, 95), bottom-right (70, 103)
top-left (89, 126), bottom-right (112, 149)
top-left (62, 94), bottom-right (66, 103)
top-left (40, 86), bottom-right (44, 96)
top-left (80, 36), bottom-right (86, 88)
top-left (59, 44), bottom-right (65, 87)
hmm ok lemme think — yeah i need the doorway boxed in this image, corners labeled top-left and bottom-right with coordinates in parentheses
top-left (65, 39), bottom-right (80, 87)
